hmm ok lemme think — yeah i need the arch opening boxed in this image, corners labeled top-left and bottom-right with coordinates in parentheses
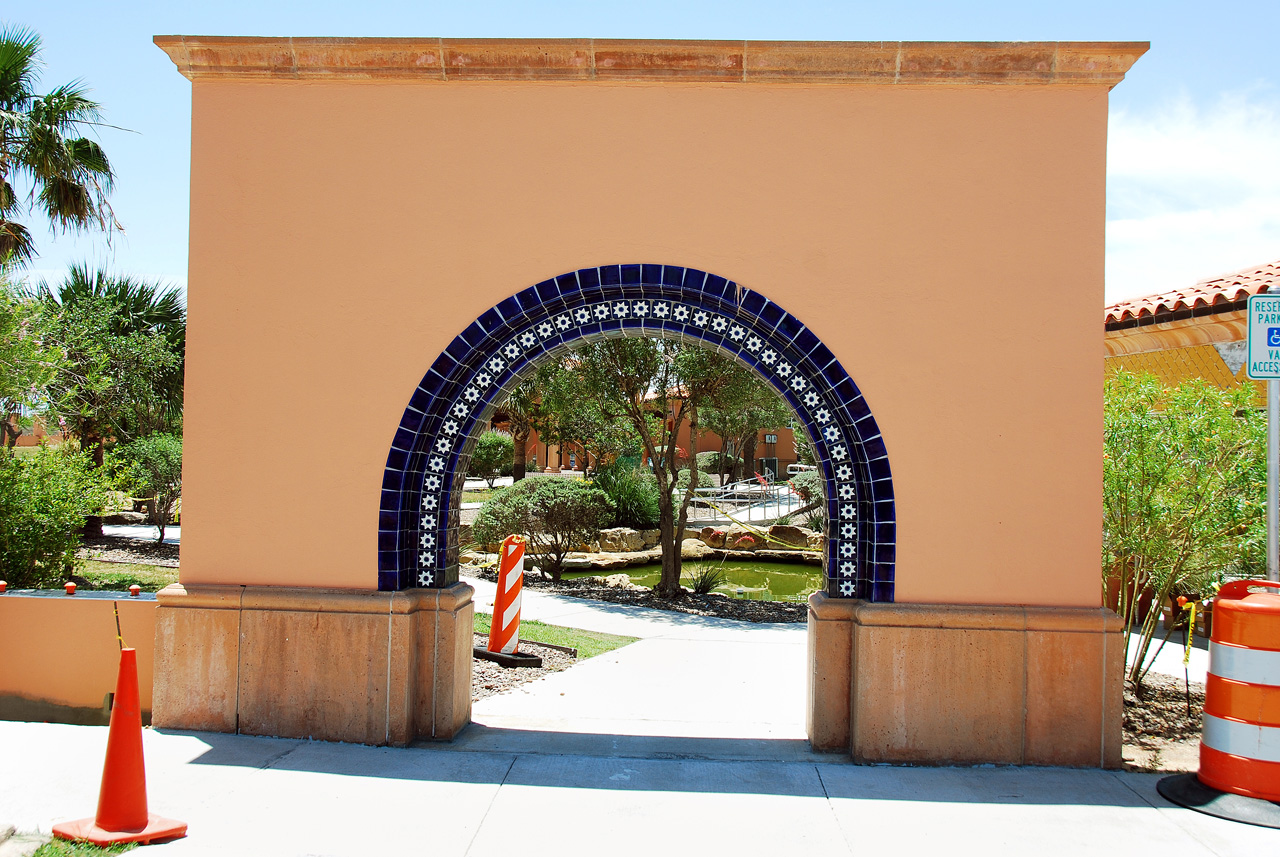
top-left (380, 265), bottom-right (895, 601)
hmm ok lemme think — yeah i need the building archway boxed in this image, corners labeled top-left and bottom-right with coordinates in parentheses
top-left (379, 264), bottom-right (894, 602)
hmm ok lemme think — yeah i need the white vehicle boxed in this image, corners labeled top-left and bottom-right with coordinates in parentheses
top-left (786, 463), bottom-right (816, 476)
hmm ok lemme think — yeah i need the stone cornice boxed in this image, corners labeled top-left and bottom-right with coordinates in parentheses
top-left (154, 37), bottom-right (1147, 86)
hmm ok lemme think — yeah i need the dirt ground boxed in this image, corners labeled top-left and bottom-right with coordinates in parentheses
top-left (1123, 671), bottom-right (1205, 772)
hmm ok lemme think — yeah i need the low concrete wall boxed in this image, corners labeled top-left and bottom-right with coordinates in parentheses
top-left (0, 591), bottom-right (158, 725)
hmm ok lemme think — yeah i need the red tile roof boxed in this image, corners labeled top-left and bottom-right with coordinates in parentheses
top-left (1105, 260), bottom-right (1280, 328)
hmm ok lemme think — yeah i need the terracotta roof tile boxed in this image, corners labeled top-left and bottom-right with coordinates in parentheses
top-left (1104, 260), bottom-right (1280, 328)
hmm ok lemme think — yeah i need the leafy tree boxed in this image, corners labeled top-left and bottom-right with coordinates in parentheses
top-left (0, 267), bottom-right (58, 447)
top-left (0, 26), bottom-right (119, 263)
top-left (471, 476), bottom-right (614, 580)
top-left (700, 366), bottom-right (792, 483)
top-left (468, 430), bottom-right (513, 488)
top-left (1104, 371), bottom-right (1265, 686)
top-left (117, 432), bottom-right (182, 543)
top-left (0, 443), bottom-right (110, 587)
top-left (499, 378), bottom-right (543, 482)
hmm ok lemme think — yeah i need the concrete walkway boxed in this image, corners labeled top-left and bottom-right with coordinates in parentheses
top-left (3, 580), bottom-right (1272, 854)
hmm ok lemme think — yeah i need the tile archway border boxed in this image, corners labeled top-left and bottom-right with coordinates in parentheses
top-left (378, 264), bottom-right (895, 601)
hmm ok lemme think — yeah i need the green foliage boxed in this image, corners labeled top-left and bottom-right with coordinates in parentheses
top-left (676, 468), bottom-right (714, 490)
top-left (696, 450), bottom-right (740, 475)
top-left (0, 270), bottom-right (59, 447)
top-left (468, 430), bottom-right (514, 488)
top-left (592, 464), bottom-right (661, 529)
top-left (116, 432), bottom-right (181, 543)
top-left (471, 477), bottom-right (615, 580)
top-left (1104, 371), bottom-right (1266, 685)
top-left (788, 469), bottom-right (824, 504)
top-left (685, 562), bottom-right (725, 595)
top-left (0, 26), bottom-right (120, 264)
top-left (0, 444), bottom-right (111, 587)
top-left (803, 510), bottom-right (826, 533)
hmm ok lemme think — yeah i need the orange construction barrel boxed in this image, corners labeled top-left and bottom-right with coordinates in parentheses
top-left (1198, 580), bottom-right (1280, 802)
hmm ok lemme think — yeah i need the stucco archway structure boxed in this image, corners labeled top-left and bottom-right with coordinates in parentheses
top-left (380, 264), bottom-right (894, 601)
top-left (150, 38), bottom-right (1145, 765)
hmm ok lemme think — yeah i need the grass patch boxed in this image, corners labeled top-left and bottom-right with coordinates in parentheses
top-left (461, 486), bottom-right (503, 504)
top-left (34, 840), bottom-right (136, 856)
top-left (75, 560), bottom-right (178, 593)
top-left (474, 612), bottom-right (636, 660)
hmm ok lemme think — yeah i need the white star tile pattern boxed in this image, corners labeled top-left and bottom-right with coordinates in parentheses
top-left (385, 267), bottom-right (894, 602)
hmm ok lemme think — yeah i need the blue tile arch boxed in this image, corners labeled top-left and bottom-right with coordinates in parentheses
top-left (379, 265), bottom-right (896, 601)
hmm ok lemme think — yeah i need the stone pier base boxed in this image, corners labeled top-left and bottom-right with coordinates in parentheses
top-left (807, 594), bottom-right (1124, 767)
top-left (152, 583), bottom-right (473, 745)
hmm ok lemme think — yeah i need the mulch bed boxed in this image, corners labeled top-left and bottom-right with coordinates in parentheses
top-left (1123, 671), bottom-right (1205, 772)
top-left (77, 535), bottom-right (180, 567)
top-left (471, 634), bottom-right (578, 701)
top-left (465, 565), bottom-right (808, 624)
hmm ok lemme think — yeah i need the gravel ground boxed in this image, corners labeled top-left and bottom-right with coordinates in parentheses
top-left (472, 634), bottom-right (577, 701)
top-left (78, 535), bottom-right (180, 567)
top-left (1123, 671), bottom-right (1204, 772)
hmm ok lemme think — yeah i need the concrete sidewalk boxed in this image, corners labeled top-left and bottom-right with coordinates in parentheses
top-left (4, 583), bottom-right (1271, 854)
top-left (2, 721), bottom-right (1275, 856)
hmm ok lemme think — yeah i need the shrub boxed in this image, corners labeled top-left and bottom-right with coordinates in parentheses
top-left (592, 464), bottom-right (661, 529)
top-left (0, 445), bottom-right (111, 588)
top-left (696, 450), bottom-right (740, 476)
top-left (117, 432), bottom-right (182, 543)
top-left (675, 468), bottom-right (714, 491)
top-left (685, 562), bottom-right (725, 595)
top-left (468, 431), bottom-right (514, 488)
top-left (789, 470), bottom-right (824, 504)
top-left (471, 477), bottom-right (615, 580)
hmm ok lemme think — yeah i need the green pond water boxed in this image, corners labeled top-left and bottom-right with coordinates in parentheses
top-left (563, 559), bottom-right (824, 603)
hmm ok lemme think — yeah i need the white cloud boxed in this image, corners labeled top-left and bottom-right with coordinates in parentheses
top-left (1105, 91), bottom-right (1280, 303)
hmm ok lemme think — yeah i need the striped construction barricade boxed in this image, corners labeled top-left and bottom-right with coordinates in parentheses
top-left (1198, 579), bottom-right (1280, 802)
top-left (487, 535), bottom-right (526, 655)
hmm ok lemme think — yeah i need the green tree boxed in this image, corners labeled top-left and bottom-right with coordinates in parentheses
top-left (0, 26), bottom-right (118, 263)
top-left (1104, 371), bottom-right (1266, 686)
top-left (117, 432), bottom-right (182, 544)
top-left (700, 366), bottom-right (792, 483)
top-left (471, 477), bottom-right (614, 580)
top-left (0, 443), bottom-right (110, 587)
top-left (468, 430), bottom-right (513, 488)
top-left (0, 266), bottom-right (58, 447)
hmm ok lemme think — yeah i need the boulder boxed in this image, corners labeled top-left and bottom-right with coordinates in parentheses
top-left (722, 526), bottom-right (761, 551)
top-left (102, 511), bottom-right (147, 525)
top-left (806, 534), bottom-right (824, 550)
top-left (700, 527), bottom-right (726, 549)
top-left (767, 524), bottom-right (809, 549)
top-left (598, 527), bottom-right (645, 552)
top-left (681, 538), bottom-right (714, 559)
top-left (639, 529), bottom-right (661, 549)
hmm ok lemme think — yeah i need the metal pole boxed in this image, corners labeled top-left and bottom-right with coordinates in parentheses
top-left (1270, 379), bottom-right (1279, 582)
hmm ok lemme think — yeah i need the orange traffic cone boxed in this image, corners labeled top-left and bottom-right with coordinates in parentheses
top-left (52, 648), bottom-right (187, 845)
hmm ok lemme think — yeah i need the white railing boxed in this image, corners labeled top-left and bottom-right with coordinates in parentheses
top-left (683, 480), bottom-right (803, 526)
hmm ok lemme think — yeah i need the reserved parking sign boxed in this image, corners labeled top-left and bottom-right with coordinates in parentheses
top-left (1248, 294), bottom-right (1280, 379)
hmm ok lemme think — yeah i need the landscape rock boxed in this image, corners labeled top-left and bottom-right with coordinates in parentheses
top-left (699, 527), bottom-right (726, 548)
top-left (681, 538), bottom-right (714, 559)
top-left (639, 529), bottom-right (661, 549)
top-left (102, 511), bottom-right (147, 525)
top-left (767, 524), bottom-right (810, 548)
top-left (806, 534), bottom-right (824, 550)
top-left (598, 527), bottom-right (645, 552)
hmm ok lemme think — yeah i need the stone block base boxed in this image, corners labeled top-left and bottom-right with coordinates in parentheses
top-left (807, 594), bottom-right (1124, 767)
top-left (152, 583), bottom-right (473, 745)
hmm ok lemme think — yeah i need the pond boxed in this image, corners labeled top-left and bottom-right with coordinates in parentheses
top-left (563, 559), bottom-right (824, 603)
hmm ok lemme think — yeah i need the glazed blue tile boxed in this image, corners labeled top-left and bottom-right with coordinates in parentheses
top-left (775, 313), bottom-right (803, 343)
top-left (871, 580), bottom-right (894, 603)
top-left (755, 301), bottom-right (786, 331)
top-left (864, 435), bottom-right (888, 461)
top-left (639, 263), bottom-right (664, 284)
top-left (377, 530), bottom-right (397, 552)
top-left (793, 327), bottom-right (820, 357)
top-left (386, 448), bottom-right (409, 472)
top-left (380, 488), bottom-right (402, 512)
top-left (378, 509), bottom-right (399, 531)
top-left (868, 457), bottom-right (892, 482)
top-left (393, 427), bottom-right (419, 453)
top-left (736, 290), bottom-right (767, 317)
top-left (599, 265), bottom-right (623, 286)
top-left (701, 273), bottom-right (728, 299)
top-left (495, 295), bottom-right (526, 323)
top-left (659, 265), bottom-right (683, 286)
top-left (619, 263), bottom-right (642, 284)
top-left (571, 267), bottom-right (597, 290)
top-left (550, 272), bottom-right (576, 294)
top-left (378, 570), bottom-right (399, 589)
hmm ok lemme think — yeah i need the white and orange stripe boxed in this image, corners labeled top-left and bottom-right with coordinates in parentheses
top-left (487, 535), bottom-right (526, 655)
top-left (1197, 579), bottom-right (1280, 802)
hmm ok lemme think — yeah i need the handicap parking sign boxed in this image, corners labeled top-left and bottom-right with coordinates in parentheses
top-left (1248, 295), bottom-right (1280, 379)
top-left (1269, 328), bottom-right (1280, 348)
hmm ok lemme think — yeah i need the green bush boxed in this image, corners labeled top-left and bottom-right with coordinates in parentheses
top-left (0, 446), bottom-right (112, 588)
top-left (676, 468), bottom-right (714, 490)
top-left (788, 470), bottom-right (824, 504)
top-left (472, 476), bottom-right (615, 580)
top-left (592, 464), bottom-right (661, 529)
top-left (696, 450), bottom-right (740, 475)
top-left (117, 432), bottom-right (182, 543)
top-left (467, 430), bottom-right (514, 488)
top-left (685, 562), bottom-right (725, 595)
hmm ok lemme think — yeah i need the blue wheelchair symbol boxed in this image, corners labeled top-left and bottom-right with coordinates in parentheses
top-left (1269, 328), bottom-right (1280, 348)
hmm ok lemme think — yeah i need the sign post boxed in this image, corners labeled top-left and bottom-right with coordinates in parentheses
top-left (1246, 294), bottom-right (1280, 582)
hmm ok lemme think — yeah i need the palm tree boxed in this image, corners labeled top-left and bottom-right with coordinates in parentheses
top-left (0, 25), bottom-right (118, 263)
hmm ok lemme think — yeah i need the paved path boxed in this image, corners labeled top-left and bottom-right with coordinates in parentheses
top-left (102, 524), bottom-right (180, 544)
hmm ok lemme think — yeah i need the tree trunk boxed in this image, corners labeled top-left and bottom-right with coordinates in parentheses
top-left (742, 433), bottom-right (757, 481)
top-left (81, 433), bottom-right (105, 538)
top-left (512, 426), bottom-right (529, 481)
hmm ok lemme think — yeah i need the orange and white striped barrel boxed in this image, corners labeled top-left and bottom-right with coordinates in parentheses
top-left (487, 535), bottom-right (527, 655)
top-left (1198, 579), bottom-right (1280, 801)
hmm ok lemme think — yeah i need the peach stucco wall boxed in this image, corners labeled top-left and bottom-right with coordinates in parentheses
top-left (181, 78), bottom-right (1107, 606)
top-left (0, 595), bottom-right (156, 718)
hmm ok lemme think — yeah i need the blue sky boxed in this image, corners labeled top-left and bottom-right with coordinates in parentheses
top-left (8, 0), bottom-right (1279, 302)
